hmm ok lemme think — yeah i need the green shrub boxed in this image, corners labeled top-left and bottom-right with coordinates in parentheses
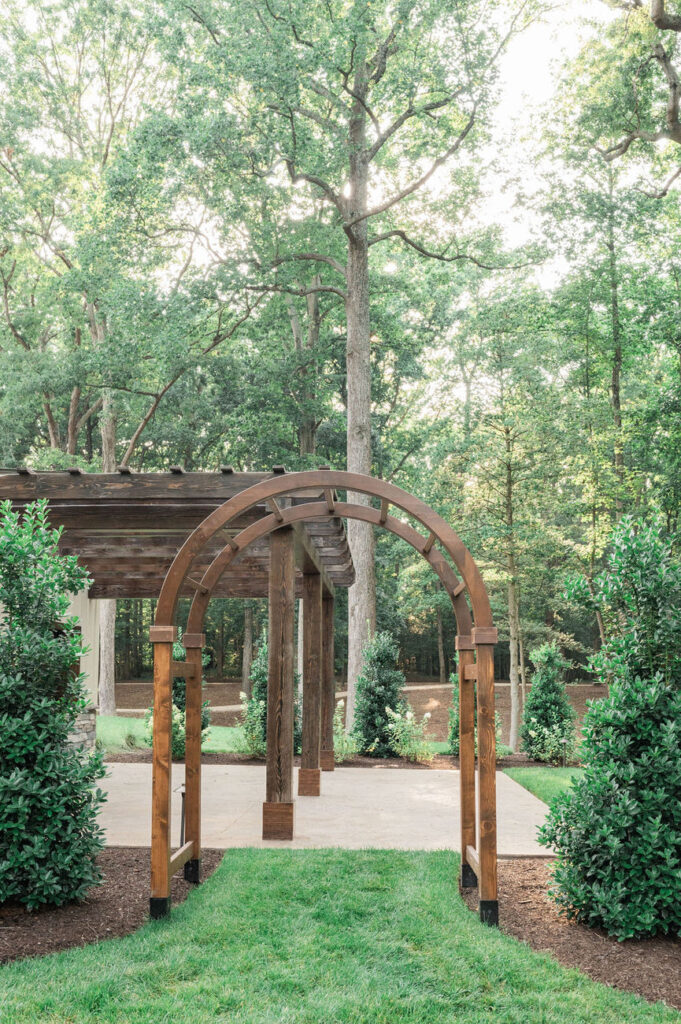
top-left (386, 706), bottom-right (433, 763)
top-left (0, 500), bottom-right (106, 909)
top-left (539, 518), bottom-right (681, 939)
top-left (520, 643), bottom-right (576, 763)
top-left (332, 699), bottom-right (358, 763)
top-left (353, 631), bottom-right (405, 757)
top-left (239, 633), bottom-right (301, 756)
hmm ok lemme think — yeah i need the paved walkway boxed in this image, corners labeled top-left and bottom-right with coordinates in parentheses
top-left (100, 764), bottom-right (551, 856)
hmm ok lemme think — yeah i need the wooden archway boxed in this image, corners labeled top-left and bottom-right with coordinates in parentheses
top-left (149, 471), bottom-right (498, 925)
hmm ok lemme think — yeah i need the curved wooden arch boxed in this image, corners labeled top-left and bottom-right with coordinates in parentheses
top-left (149, 471), bottom-right (498, 927)
top-left (152, 470), bottom-right (494, 632)
top-left (184, 501), bottom-right (474, 639)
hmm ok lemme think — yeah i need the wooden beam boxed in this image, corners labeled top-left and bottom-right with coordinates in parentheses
top-left (320, 594), bottom-right (335, 771)
top-left (169, 841), bottom-right (194, 876)
top-left (299, 572), bottom-right (322, 796)
top-left (150, 640), bottom-right (173, 917)
top-left (171, 660), bottom-right (199, 678)
top-left (465, 844), bottom-right (480, 877)
top-left (183, 642), bottom-right (203, 883)
top-left (458, 644), bottom-right (477, 890)
top-left (293, 523), bottom-right (335, 598)
top-left (263, 527), bottom-right (295, 840)
top-left (475, 640), bottom-right (498, 924)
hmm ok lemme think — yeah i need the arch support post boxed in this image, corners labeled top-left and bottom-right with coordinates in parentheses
top-left (263, 526), bottom-right (296, 839)
top-left (299, 571), bottom-right (323, 795)
top-left (457, 635), bottom-right (477, 889)
top-left (320, 594), bottom-right (335, 770)
top-left (149, 626), bottom-right (177, 918)
top-left (183, 633), bottom-right (205, 884)
top-left (473, 627), bottom-right (498, 926)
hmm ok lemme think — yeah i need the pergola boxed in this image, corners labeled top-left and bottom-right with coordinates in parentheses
top-left (0, 467), bottom-right (499, 926)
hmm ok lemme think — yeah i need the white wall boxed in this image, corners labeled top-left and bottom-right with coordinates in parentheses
top-left (67, 591), bottom-right (100, 707)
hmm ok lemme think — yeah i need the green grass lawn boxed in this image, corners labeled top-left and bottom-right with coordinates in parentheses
top-left (429, 740), bottom-right (514, 758)
top-left (96, 715), bottom-right (245, 754)
top-left (0, 850), bottom-right (677, 1024)
top-left (504, 767), bottom-right (585, 804)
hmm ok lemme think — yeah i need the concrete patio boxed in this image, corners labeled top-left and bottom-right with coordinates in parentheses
top-left (100, 764), bottom-right (551, 856)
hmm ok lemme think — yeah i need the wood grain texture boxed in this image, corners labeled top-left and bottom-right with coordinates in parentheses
top-left (321, 595), bottom-right (335, 771)
top-left (458, 647), bottom-right (476, 879)
top-left (476, 643), bottom-right (497, 905)
top-left (262, 802), bottom-right (294, 840)
top-left (184, 646), bottom-right (203, 863)
top-left (297, 767), bottom-right (321, 796)
top-left (301, 572), bottom-right (322, 775)
top-left (266, 528), bottom-right (295, 805)
top-left (150, 642), bottom-right (172, 899)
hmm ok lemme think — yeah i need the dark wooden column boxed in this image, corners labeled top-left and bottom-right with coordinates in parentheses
top-left (457, 635), bottom-right (476, 889)
top-left (263, 526), bottom-right (295, 839)
top-left (320, 593), bottom-right (335, 771)
top-left (183, 633), bottom-right (205, 883)
top-left (149, 627), bottom-right (176, 918)
top-left (299, 571), bottom-right (323, 795)
top-left (473, 627), bottom-right (498, 925)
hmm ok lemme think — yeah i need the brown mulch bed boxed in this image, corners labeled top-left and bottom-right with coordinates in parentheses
top-left (0, 847), bottom-right (223, 964)
top-left (462, 857), bottom-right (681, 1010)
top-left (115, 680), bottom-right (609, 744)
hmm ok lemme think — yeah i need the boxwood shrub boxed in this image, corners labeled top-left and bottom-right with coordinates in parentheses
top-left (539, 518), bottom-right (681, 939)
top-left (0, 500), bottom-right (106, 909)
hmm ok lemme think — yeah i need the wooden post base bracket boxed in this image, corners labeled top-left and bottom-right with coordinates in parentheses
top-left (262, 801), bottom-right (295, 840)
top-left (184, 859), bottom-right (201, 884)
top-left (320, 749), bottom-right (335, 771)
top-left (479, 900), bottom-right (499, 926)
top-left (298, 767), bottom-right (321, 796)
top-left (460, 863), bottom-right (478, 889)
top-left (149, 897), bottom-right (171, 919)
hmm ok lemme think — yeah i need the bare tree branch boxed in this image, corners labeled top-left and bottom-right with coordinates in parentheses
top-left (345, 109), bottom-right (477, 228)
top-left (368, 229), bottom-right (535, 270)
top-left (650, 0), bottom-right (681, 31)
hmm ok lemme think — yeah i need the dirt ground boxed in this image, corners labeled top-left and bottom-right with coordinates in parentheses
top-left (462, 858), bottom-right (681, 1011)
top-left (0, 848), bottom-right (223, 964)
top-left (115, 679), bottom-right (608, 747)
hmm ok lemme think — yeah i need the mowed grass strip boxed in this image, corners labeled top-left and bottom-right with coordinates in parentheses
top-left (0, 850), bottom-right (678, 1024)
top-left (96, 715), bottom-right (245, 754)
top-left (504, 766), bottom-right (584, 805)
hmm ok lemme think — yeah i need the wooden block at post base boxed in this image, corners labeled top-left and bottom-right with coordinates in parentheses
top-left (262, 801), bottom-right (294, 840)
top-left (320, 748), bottom-right (335, 771)
top-left (298, 767), bottom-right (321, 796)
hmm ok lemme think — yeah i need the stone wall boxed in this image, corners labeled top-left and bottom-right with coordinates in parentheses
top-left (67, 706), bottom-right (97, 750)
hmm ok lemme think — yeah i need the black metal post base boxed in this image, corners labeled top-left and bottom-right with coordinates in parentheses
top-left (479, 900), bottom-right (499, 927)
top-left (184, 858), bottom-right (201, 884)
top-left (461, 863), bottom-right (478, 888)
top-left (149, 896), bottom-right (171, 919)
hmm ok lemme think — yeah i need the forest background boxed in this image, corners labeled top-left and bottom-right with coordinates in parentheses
top-left (2, 0), bottom-right (680, 748)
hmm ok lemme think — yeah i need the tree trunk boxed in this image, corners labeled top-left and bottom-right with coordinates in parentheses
top-left (507, 576), bottom-right (520, 753)
top-left (436, 605), bottom-right (446, 684)
top-left (242, 603), bottom-right (253, 695)
top-left (518, 624), bottom-right (527, 711)
top-left (344, 77), bottom-right (375, 730)
top-left (606, 173), bottom-right (624, 512)
top-left (98, 386), bottom-right (118, 714)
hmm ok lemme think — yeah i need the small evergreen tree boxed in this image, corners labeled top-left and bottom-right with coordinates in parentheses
top-left (520, 643), bottom-right (576, 763)
top-left (240, 631), bottom-right (301, 755)
top-left (353, 631), bottom-right (405, 757)
top-left (540, 519), bottom-right (681, 939)
top-left (0, 500), bottom-right (106, 908)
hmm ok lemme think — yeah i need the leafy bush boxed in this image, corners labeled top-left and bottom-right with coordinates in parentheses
top-left (540, 518), bottom-right (681, 939)
top-left (386, 706), bottom-right (433, 763)
top-left (353, 631), bottom-right (405, 757)
top-left (332, 699), bottom-right (358, 763)
top-left (238, 633), bottom-right (301, 756)
top-left (0, 500), bottom-right (106, 909)
top-left (520, 643), bottom-right (576, 763)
